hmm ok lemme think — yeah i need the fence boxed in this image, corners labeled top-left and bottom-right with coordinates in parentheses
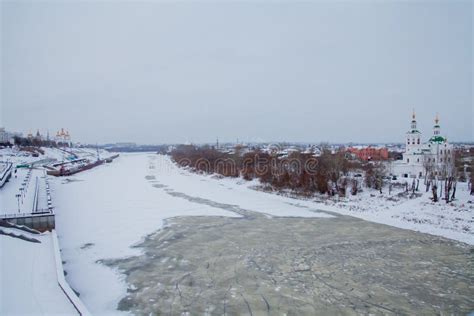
top-left (1, 211), bottom-right (55, 232)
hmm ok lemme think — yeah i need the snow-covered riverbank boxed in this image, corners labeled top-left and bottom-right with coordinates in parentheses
top-left (249, 181), bottom-right (474, 245)
top-left (307, 184), bottom-right (473, 245)
top-left (152, 154), bottom-right (474, 245)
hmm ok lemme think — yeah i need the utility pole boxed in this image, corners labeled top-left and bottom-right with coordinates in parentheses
top-left (16, 194), bottom-right (21, 213)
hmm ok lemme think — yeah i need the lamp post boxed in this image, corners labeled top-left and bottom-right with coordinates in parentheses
top-left (16, 194), bottom-right (21, 213)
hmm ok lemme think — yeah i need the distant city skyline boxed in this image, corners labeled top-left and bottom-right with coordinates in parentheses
top-left (7, 113), bottom-right (473, 146)
top-left (1, 1), bottom-right (472, 144)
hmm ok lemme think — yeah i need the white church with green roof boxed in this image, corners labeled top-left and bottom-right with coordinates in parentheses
top-left (391, 111), bottom-right (454, 179)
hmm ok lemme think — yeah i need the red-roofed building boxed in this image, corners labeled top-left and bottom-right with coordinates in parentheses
top-left (347, 147), bottom-right (389, 161)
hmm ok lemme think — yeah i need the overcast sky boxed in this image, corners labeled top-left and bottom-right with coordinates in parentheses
top-left (1, 0), bottom-right (472, 144)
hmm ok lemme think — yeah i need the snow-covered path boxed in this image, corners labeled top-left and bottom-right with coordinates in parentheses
top-left (52, 153), bottom-right (331, 314)
top-left (0, 231), bottom-right (78, 315)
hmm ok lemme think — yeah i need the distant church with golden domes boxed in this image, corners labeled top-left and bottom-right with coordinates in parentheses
top-left (26, 128), bottom-right (71, 144)
top-left (55, 128), bottom-right (71, 142)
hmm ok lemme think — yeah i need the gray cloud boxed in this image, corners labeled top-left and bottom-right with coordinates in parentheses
top-left (1, 1), bottom-right (472, 144)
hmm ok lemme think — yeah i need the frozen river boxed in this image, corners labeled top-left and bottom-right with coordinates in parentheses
top-left (52, 153), bottom-right (473, 315)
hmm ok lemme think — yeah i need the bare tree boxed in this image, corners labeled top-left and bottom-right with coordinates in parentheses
top-left (423, 157), bottom-right (434, 188)
top-left (351, 178), bottom-right (358, 195)
top-left (451, 178), bottom-right (457, 201)
top-left (445, 177), bottom-right (452, 203)
top-left (432, 179), bottom-right (438, 202)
